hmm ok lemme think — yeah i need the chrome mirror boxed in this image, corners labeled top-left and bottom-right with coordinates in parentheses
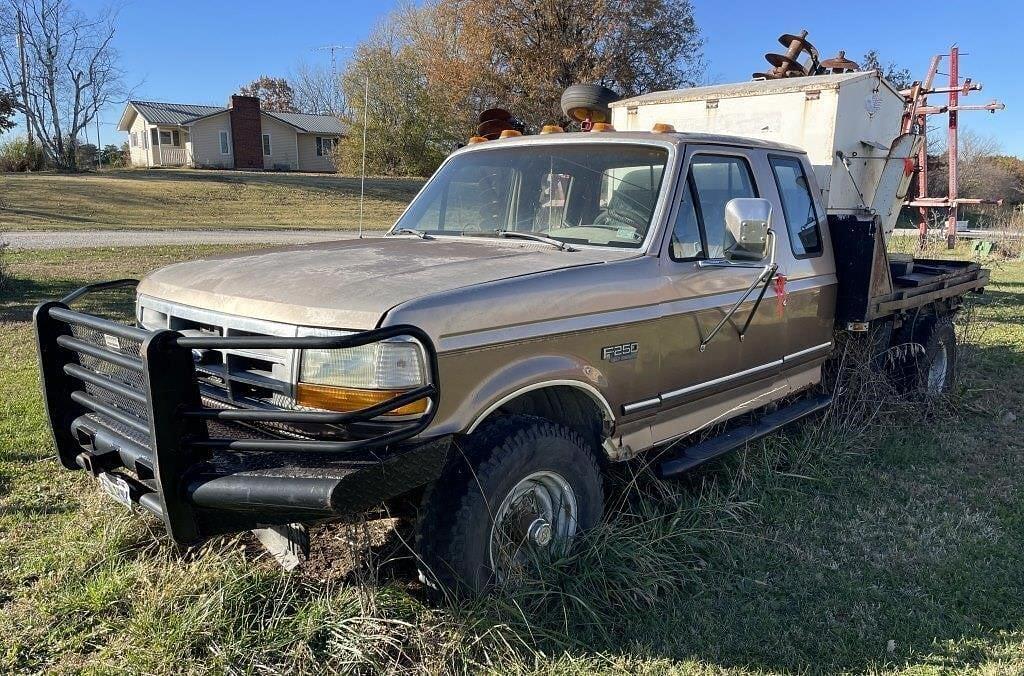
top-left (724, 198), bottom-right (773, 262)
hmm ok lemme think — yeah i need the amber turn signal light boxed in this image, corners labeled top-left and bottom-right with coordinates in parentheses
top-left (296, 383), bottom-right (429, 416)
top-left (590, 122), bottom-right (615, 132)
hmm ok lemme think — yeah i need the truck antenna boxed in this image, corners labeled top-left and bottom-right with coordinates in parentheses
top-left (359, 74), bottom-right (368, 239)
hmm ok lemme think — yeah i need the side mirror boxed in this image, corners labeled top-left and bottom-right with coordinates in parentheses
top-left (724, 198), bottom-right (773, 262)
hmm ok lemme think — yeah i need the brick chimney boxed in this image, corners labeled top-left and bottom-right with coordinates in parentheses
top-left (228, 95), bottom-right (262, 169)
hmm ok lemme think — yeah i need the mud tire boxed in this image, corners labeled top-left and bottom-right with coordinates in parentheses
top-left (415, 415), bottom-right (603, 596)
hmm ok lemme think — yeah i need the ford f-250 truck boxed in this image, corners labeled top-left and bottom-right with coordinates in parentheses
top-left (33, 73), bottom-right (988, 593)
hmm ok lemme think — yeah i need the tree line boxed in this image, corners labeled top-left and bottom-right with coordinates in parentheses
top-left (238, 0), bottom-right (704, 176)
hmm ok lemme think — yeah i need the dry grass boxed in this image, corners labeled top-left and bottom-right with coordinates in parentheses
top-left (0, 168), bottom-right (424, 231)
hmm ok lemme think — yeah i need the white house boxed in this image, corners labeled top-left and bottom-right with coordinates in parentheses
top-left (117, 95), bottom-right (345, 172)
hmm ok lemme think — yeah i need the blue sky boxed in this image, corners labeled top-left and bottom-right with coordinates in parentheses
top-left (7, 0), bottom-right (1023, 155)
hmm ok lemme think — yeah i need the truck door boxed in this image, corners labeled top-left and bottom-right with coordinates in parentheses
top-left (649, 147), bottom-right (787, 441)
top-left (765, 153), bottom-right (835, 372)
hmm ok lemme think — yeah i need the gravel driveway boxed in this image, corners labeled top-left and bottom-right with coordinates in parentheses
top-left (2, 229), bottom-right (387, 250)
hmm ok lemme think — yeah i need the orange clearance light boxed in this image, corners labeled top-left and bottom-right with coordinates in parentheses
top-left (540, 124), bottom-right (564, 134)
top-left (590, 122), bottom-right (615, 132)
top-left (652, 122), bottom-right (676, 133)
top-left (499, 129), bottom-right (522, 138)
top-left (296, 383), bottom-right (428, 416)
top-left (468, 136), bottom-right (488, 144)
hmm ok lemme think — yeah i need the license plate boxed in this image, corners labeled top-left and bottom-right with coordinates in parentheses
top-left (98, 472), bottom-right (133, 508)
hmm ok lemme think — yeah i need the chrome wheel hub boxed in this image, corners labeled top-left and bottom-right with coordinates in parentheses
top-left (527, 518), bottom-right (553, 547)
top-left (489, 470), bottom-right (577, 582)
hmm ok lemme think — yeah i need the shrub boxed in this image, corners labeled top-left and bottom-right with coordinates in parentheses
top-left (0, 136), bottom-right (46, 172)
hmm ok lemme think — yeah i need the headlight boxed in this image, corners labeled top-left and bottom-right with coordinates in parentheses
top-left (297, 338), bottom-right (429, 416)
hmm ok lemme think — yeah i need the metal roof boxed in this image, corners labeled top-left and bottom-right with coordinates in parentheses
top-left (264, 111), bottom-right (345, 135)
top-left (119, 101), bottom-right (345, 135)
top-left (611, 72), bottom-right (891, 107)
top-left (125, 100), bottom-right (226, 126)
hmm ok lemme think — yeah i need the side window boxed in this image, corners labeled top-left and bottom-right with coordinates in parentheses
top-left (770, 155), bottom-right (822, 257)
top-left (688, 155), bottom-right (757, 258)
top-left (669, 179), bottom-right (704, 260)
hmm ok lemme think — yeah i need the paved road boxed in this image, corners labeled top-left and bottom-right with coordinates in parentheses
top-left (2, 229), bottom-right (388, 250)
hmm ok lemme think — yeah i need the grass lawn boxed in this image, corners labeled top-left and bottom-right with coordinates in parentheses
top-left (0, 169), bottom-right (424, 231)
top-left (1, 245), bottom-right (1023, 673)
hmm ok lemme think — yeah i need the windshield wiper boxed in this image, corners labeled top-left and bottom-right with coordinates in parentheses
top-left (494, 230), bottom-right (578, 252)
top-left (389, 228), bottom-right (434, 240)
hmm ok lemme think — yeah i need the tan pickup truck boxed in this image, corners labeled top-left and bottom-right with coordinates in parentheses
top-left (34, 75), bottom-right (988, 593)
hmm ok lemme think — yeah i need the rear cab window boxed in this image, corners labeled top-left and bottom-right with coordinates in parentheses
top-left (769, 154), bottom-right (823, 258)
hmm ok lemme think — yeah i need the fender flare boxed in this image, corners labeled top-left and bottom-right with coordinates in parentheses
top-left (465, 378), bottom-right (616, 435)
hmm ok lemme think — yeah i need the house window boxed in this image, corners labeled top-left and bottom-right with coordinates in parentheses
top-left (159, 130), bottom-right (173, 146)
top-left (262, 133), bottom-right (271, 156)
top-left (150, 128), bottom-right (159, 147)
top-left (316, 136), bottom-right (336, 156)
top-left (172, 129), bottom-right (181, 146)
top-left (219, 130), bottom-right (230, 155)
top-left (130, 132), bottom-right (137, 147)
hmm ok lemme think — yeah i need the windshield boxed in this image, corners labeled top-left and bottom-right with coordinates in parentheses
top-left (393, 143), bottom-right (669, 249)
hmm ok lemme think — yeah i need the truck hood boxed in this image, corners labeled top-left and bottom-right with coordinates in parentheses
top-left (137, 236), bottom-right (627, 328)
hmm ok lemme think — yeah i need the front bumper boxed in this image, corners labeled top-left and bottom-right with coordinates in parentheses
top-left (34, 280), bottom-right (446, 544)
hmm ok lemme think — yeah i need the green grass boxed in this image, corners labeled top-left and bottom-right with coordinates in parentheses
top-left (1, 245), bottom-right (1023, 673)
top-left (0, 169), bottom-right (424, 231)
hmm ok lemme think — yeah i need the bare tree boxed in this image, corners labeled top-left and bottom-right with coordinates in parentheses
top-left (0, 0), bottom-right (128, 170)
top-left (290, 61), bottom-right (346, 116)
top-left (238, 75), bottom-right (297, 113)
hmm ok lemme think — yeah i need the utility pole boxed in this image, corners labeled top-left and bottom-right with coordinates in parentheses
top-left (16, 8), bottom-right (34, 148)
top-left (946, 45), bottom-right (959, 249)
top-left (95, 103), bottom-right (102, 169)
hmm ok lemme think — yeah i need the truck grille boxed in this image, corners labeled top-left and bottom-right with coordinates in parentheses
top-left (137, 295), bottom-right (298, 410)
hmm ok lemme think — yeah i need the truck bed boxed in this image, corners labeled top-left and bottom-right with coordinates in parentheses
top-left (879, 257), bottom-right (989, 315)
top-left (828, 214), bottom-right (989, 325)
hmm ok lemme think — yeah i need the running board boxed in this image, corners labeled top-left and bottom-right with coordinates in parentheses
top-left (657, 394), bottom-right (833, 478)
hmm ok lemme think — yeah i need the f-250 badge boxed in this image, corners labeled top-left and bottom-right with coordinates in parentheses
top-left (601, 342), bottom-right (639, 363)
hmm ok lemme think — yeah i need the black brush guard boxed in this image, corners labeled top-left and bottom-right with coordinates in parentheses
top-left (34, 280), bottom-right (448, 544)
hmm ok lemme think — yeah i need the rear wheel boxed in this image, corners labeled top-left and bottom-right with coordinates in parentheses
top-left (415, 415), bottom-right (603, 595)
top-left (907, 314), bottom-right (957, 395)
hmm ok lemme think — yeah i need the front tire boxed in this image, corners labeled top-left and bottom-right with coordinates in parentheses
top-left (415, 415), bottom-right (603, 595)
